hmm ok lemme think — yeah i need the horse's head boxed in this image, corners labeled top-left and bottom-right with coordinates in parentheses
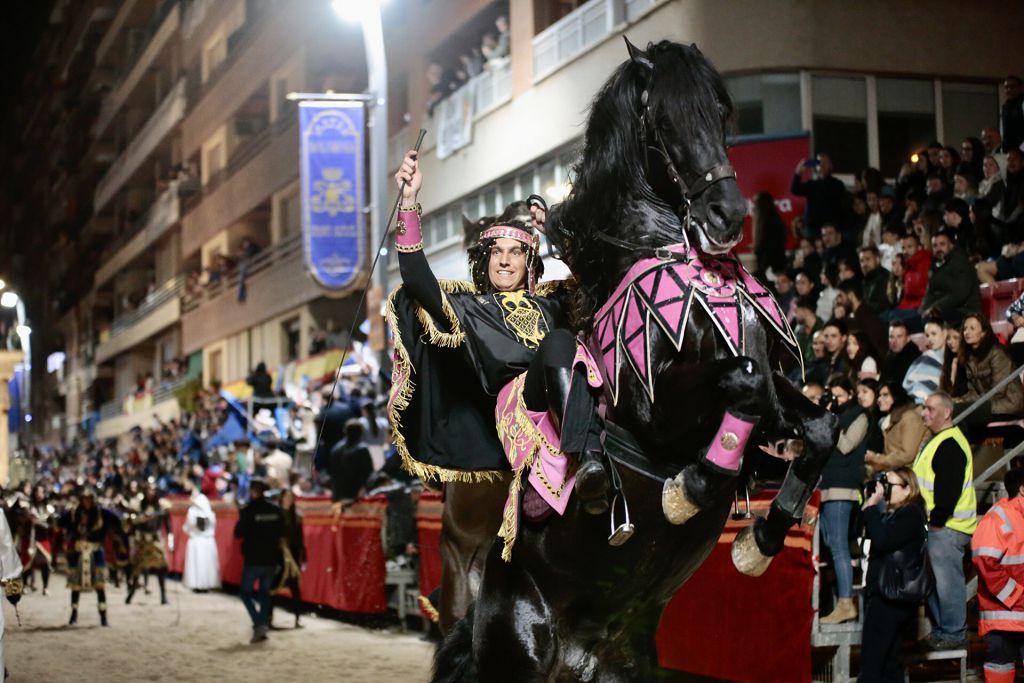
top-left (625, 39), bottom-right (746, 254)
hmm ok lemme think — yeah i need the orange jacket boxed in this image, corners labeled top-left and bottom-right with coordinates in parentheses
top-left (973, 496), bottom-right (1024, 635)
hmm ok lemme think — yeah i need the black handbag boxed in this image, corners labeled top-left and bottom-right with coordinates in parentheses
top-left (877, 512), bottom-right (934, 603)
top-left (196, 516), bottom-right (208, 532)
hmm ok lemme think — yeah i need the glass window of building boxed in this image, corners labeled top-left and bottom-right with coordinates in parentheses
top-left (538, 161), bottom-right (558, 204)
top-left (876, 78), bottom-right (935, 178)
top-left (518, 171), bottom-right (536, 199)
top-left (498, 178), bottom-right (517, 207)
top-left (812, 76), bottom-right (868, 175)
top-left (725, 73), bottom-right (801, 137)
top-left (942, 82), bottom-right (999, 149)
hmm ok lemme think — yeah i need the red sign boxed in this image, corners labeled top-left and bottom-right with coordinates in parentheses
top-left (729, 133), bottom-right (811, 253)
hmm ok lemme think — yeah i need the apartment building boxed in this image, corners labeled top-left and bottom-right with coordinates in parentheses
top-left (1, 0), bottom-right (1018, 446)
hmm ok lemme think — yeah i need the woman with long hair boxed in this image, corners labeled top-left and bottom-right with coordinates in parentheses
top-left (954, 313), bottom-right (1024, 427)
top-left (819, 376), bottom-right (871, 625)
top-left (939, 322), bottom-right (968, 398)
top-left (274, 489), bottom-right (306, 628)
top-left (846, 330), bottom-right (879, 381)
top-left (865, 381), bottom-right (928, 472)
top-left (858, 467), bottom-right (927, 682)
top-left (752, 191), bottom-right (788, 281)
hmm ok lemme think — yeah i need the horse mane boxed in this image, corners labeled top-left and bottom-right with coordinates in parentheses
top-left (552, 40), bottom-right (734, 332)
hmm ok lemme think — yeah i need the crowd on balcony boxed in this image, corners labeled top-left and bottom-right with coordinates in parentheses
top-left (754, 75), bottom-right (1024, 677)
top-left (426, 14), bottom-right (509, 116)
top-left (183, 237), bottom-right (264, 305)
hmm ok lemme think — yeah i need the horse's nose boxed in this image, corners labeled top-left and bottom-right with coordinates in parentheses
top-left (705, 197), bottom-right (746, 235)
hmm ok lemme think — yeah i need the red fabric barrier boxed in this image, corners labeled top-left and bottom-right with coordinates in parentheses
top-left (415, 491), bottom-right (444, 618)
top-left (166, 495), bottom-right (387, 613)
top-left (656, 495), bottom-right (817, 683)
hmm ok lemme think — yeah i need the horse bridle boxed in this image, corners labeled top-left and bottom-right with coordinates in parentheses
top-left (638, 87), bottom-right (737, 215)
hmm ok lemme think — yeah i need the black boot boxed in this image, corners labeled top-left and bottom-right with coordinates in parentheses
top-left (545, 365), bottom-right (609, 514)
top-left (68, 608), bottom-right (78, 626)
top-left (100, 610), bottom-right (108, 627)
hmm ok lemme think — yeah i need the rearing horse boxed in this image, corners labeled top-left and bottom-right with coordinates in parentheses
top-left (432, 40), bottom-right (836, 682)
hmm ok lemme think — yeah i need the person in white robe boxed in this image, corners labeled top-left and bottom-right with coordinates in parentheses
top-left (182, 491), bottom-right (220, 591)
top-left (0, 510), bottom-right (24, 676)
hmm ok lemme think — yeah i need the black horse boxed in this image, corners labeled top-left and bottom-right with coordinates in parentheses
top-left (432, 40), bottom-right (837, 682)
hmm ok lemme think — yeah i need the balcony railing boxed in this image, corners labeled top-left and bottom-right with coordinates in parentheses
top-left (94, 78), bottom-right (187, 211)
top-left (181, 233), bottom-right (304, 314)
top-left (98, 374), bottom-right (193, 422)
top-left (533, 0), bottom-right (620, 81)
top-left (96, 185), bottom-right (187, 287)
top-left (435, 61), bottom-right (513, 160)
top-left (182, 106), bottom-right (296, 216)
top-left (94, 0), bottom-right (182, 136)
top-left (110, 275), bottom-right (187, 338)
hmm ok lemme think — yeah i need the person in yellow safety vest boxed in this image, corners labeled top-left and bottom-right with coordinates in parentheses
top-left (973, 467), bottom-right (1024, 683)
top-left (914, 391), bottom-right (977, 650)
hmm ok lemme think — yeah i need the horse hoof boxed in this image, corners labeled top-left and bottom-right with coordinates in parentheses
top-left (731, 525), bottom-right (773, 577)
top-left (662, 475), bottom-right (700, 525)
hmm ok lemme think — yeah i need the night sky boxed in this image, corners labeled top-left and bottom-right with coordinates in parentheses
top-left (0, 2), bottom-right (55, 120)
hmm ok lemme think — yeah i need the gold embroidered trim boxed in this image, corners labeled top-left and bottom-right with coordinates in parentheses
top-left (418, 595), bottom-right (440, 623)
top-left (384, 283), bottom-right (504, 484)
top-left (395, 241), bottom-right (424, 253)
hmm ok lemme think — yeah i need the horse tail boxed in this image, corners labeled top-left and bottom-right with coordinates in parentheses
top-left (432, 604), bottom-right (477, 683)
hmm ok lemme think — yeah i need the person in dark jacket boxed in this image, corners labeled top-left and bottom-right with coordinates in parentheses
top-left (919, 228), bottom-right (982, 316)
top-left (327, 419), bottom-right (374, 506)
top-left (858, 466), bottom-right (928, 682)
top-left (792, 154), bottom-right (847, 239)
top-left (880, 320), bottom-right (921, 384)
top-left (819, 376), bottom-right (870, 625)
top-left (837, 279), bottom-right (889, 362)
top-left (313, 385), bottom-right (356, 472)
top-left (234, 478), bottom-right (285, 642)
top-left (858, 246), bottom-right (891, 314)
top-left (247, 362), bottom-right (275, 410)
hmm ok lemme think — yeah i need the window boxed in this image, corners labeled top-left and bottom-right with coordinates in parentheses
top-left (942, 82), bottom-right (999, 148)
top-left (877, 78), bottom-right (935, 177)
top-left (812, 76), bottom-right (868, 175)
top-left (201, 34), bottom-right (227, 83)
top-left (726, 73), bottom-right (801, 137)
top-left (281, 317), bottom-right (301, 363)
top-left (278, 189), bottom-right (301, 238)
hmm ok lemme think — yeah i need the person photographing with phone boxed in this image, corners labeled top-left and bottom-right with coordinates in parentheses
top-left (791, 153), bottom-right (846, 241)
top-left (858, 467), bottom-right (929, 682)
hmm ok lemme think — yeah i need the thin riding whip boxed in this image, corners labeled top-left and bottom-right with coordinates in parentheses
top-left (309, 128), bottom-right (427, 471)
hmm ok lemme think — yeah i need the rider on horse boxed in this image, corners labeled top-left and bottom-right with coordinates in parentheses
top-left (388, 150), bottom-right (610, 531)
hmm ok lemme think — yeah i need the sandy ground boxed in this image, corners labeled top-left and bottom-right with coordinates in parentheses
top-left (4, 578), bottom-right (435, 682)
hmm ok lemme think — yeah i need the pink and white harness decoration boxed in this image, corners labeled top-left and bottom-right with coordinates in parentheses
top-left (494, 344), bottom-right (603, 560)
top-left (592, 243), bottom-right (801, 404)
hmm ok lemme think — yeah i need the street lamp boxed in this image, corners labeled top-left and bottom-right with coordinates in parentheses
top-left (0, 290), bottom-right (31, 429)
top-left (332, 0), bottom-right (390, 366)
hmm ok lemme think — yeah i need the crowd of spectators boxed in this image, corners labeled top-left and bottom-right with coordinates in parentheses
top-left (755, 74), bottom-right (1024, 677)
top-left (426, 14), bottom-right (510, 116)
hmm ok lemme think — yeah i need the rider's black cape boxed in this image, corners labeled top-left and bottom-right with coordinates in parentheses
top-left (386, 279), bottom-right (569, 482)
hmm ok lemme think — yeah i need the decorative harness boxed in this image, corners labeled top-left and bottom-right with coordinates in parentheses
top-left (592, 243), bottom-right (801, 405)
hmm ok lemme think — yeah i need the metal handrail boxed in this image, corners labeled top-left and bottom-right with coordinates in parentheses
top-left (181, 233), bottom-right (304, 313)
top-left (952, 361), bottom-right (1024, 427)
top-left (110, 275), bottom-right (187, 336)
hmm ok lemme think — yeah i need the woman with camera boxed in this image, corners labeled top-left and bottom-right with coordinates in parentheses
top-left (819, 376), bottom-right (871, 625)
top-left (858, 466), bottom-right (928, 683)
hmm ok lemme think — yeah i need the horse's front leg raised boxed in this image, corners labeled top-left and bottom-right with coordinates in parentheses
top-left (659, 356), bottom-right (770, 526)
top-left (731, 373), bottom-right (838, 576)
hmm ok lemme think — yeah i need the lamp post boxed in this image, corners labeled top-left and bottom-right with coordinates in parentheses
top-left (332, 0), bottom-right (390, 328)
top-left (1, 291), bottom-right (31, 429)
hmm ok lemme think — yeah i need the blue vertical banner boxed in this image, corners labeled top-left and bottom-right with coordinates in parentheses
top-left (300, 101), bottom-right (366, 290)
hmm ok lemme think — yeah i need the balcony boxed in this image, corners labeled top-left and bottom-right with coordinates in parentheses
top-left (95, 375), bottom-right (189, 440)
top-left (94, 0), bottom-right (181, 138)
top-left (95, 185), bottom-right (185, 288)
top-left (94, 276), bottom-right (185, 364)
top-left (180, 0), bottom-right (305, 160)
top-left (181, 234), bottom-right (329, 354)
top-left (435, 61), bottom-right (513, 160)
top-left (532, 0), bottom-right (623, 82)
top-left (94, 78), bottom-right (187, 211)
top-left (181, 112), bottom-right (298, 257)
